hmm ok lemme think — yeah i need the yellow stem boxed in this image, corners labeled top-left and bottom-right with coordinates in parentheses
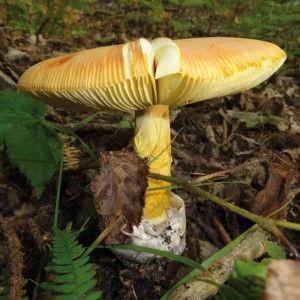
top-left (134, 105), bottom-right (171, 222)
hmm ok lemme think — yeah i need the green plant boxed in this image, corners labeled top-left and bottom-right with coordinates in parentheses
top-left (40, 146), bottom-right (101, 299)
top-left (216, 246), bottom-right (285, 300)
top-left (118, 118), bottom-right (132, 129)
top-left (119, 0), bottom-right (299, 56)
top-left (0, 89), bottom-right (62, 196)
top-left (1, 0), bottom-right (95, 38)
top-left (99, 244), bottom-right (204, 270)
top-left (140, 0), bottom-right (165, 23)
top-left (218, 1), bottom-right (300, 57)
top-left (217, 264), bottom-right (266, 300)
top-left (230, 111), bottom-right (287, 129)
top-left (41, 227), bottom-right (102, 300)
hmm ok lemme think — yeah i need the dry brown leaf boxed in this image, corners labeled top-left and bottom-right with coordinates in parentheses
top-left (91, 150), bottom-right (148, 244)
top-left (252, 152), bottom-right (296, 219)
top-left (263, 259), bottom-right (300, 300)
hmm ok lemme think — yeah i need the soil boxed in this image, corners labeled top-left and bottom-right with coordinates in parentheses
top-left (0, 2), bottom-right (299, 299)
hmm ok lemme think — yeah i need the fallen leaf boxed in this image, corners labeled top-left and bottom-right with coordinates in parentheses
top-left (252, 151), bottom-right (296, 219)
top-left (263, 260), bottom-right (300, 300)
top-left (91, 150), bottom-right (148, 244)
top-left (227, 110), bottom-right (289, 130)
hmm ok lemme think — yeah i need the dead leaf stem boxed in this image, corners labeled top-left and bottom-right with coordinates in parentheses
top-left (148, 173), bottom-right (300, 233)
top-left (85, 215), bottom-right (122, 256)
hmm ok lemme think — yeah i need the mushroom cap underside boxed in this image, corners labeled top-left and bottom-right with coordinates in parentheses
top-left (18, 37), bottom-right (287, 112)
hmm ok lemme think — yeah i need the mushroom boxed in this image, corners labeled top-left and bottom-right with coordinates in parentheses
top-left (18, 37), bottom-right (286, 261)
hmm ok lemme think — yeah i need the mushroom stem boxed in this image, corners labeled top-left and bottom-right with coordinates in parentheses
top-left (134, 105), bottom-right (171, 223)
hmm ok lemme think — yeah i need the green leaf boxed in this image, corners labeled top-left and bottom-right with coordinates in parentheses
top-left (234, 259), bottom-right (267, 280)
top-left (217, 276), bottom-right (265, 300)
top-left (265, 241), bottom-right (286, 259)
top-left (85, 292), bottom-right (103, 300)
top-left (218, 284), bottom-right (245, 300)
top-left (0, 89), bottom-right (46, 116)
top-left (42, 228), bottom-right (101, 299)
top-left (52, 265), bottom-right (94, 283)
top-left (233, 111), bottom-right (288, 130)
top-left (0, 90), bottom-right (62, 196)
top-left (118, 119), bottom-right (132, 129)
top-left (216, 258), bottom-right (268, 300)
top-left (182, 0), bottom-right (212, 7)
top-left (234, 111), bottom-right (272, 129)
top-left (161, 226), bottom-right (257, 299)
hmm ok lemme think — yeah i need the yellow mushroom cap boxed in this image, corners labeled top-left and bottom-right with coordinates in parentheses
top-left (18, 38), bottom-right (156, 112)
top-left (18, 37), bottom-right (287, 111)
top-left (154, 37), bottom-right (287, 106)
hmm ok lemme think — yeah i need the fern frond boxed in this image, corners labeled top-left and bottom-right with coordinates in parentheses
top-left (41, 228), bottom-right (101, 300)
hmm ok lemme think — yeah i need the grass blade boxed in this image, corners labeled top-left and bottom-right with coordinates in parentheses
top-left (53, 143), bottom-right (64, 229)
top-left (160, 226), bottom-right (258, 299)
top-left (98, 244), bottom-right (204, 270)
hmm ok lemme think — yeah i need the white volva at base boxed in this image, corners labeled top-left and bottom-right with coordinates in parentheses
top-left (114, 193), bottom-right (186, 263)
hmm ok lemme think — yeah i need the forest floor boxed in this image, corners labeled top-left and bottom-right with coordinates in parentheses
top-left (0, 2), bottom-right (300, 299)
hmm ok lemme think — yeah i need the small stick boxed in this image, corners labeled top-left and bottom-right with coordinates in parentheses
top-left (170, 227), bottom-right (270, 299)
top-left (0, 68), bottom-right (16, 87)
top-left (212, 217), bottom-right (231, 244)
top-left (192, 169), bottom-right (234, 185)
top-left (85, 215), bottom-right (122, 256)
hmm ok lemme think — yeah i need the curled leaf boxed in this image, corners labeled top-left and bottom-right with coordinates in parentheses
top-left (91, 150), bottom-right (148, 244)
top-left (252, 152), bottom-right (295, 219)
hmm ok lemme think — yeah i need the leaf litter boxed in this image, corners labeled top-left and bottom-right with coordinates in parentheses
top-left (252, 151), bottom-right (296, 219)
top-left (0, 4), bottom-right (299, 299)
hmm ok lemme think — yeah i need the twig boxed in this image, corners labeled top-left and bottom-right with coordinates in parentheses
top-left (218, 108), bottom-right (228, 148)
top-left (0, 68), bottom-right (16, 87)
top-left (212, 217), bottom-right (231, 244)
top-left (85, 215), bottom-right (122, 256)
top-left (170, 226), bottom-right (270, 299)
top-left (192, 169), bottom-right (234, 185)
top-left (229, 133), bottom-right (262, 146)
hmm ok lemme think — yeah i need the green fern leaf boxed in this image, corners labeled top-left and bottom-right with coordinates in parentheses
top-left (0, 89), bottom-right (62, 196)
top-left (41, 228), bottom-right (101, 300)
